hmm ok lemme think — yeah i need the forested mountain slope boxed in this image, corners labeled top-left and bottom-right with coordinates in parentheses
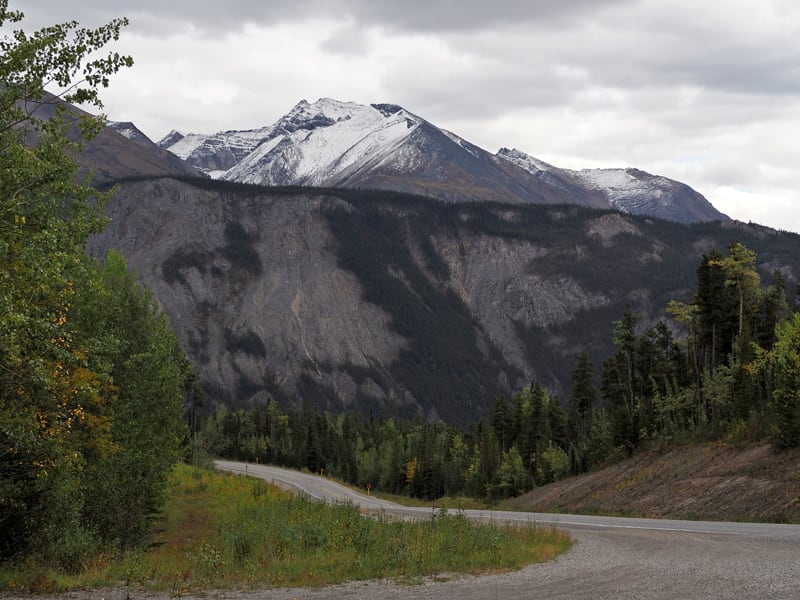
top-left (88, 176), bottom-right (800, 422)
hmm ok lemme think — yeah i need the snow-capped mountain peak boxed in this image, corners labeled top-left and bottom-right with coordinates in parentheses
top-left (273, 98), bottom-right (356, 135)
top-left (158, 99), bottom-right (727, 223)
top-left (162, 98), bottom-right (425, 185)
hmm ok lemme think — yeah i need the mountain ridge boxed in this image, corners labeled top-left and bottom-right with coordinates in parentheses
top-left (498, 147), bottom-right (724, 223)
top-left (151, 98), bottom-right (727, 224)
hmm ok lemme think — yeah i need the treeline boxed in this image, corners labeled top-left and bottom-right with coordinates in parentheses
top-left (201, 240), bottom-right (800, 500)
top-left (1, 8), bottom-right (189, 569)
top-left (198, 382), bottom-right (574, 500)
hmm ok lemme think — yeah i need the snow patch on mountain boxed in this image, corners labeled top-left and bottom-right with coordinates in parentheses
top-left (156, 130), bottom-right (185, 148)
top-left (498, 147), bottom-right (557, 173)
top-left (109, 121), bottom-right (151, 144)
top-left (164, 132), bottom-right (209, 160)
top-left (441, 129), bottom-right (482, 158)
top-left (496, 148), bottom-right (576, 196)
top-left (495, 147), bottom-right (712, 218)
top-left (573, 168), bottom-right (670, 211)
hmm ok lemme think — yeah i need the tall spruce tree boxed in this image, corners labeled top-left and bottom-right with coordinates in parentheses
top-left (569, 349), bottom-right (597, 444)
top-left (695, 249), bottom-right (736, 372)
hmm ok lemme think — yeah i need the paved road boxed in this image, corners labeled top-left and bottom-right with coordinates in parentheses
top-left (216, 460), bottom-right (396, 510)
top-left (215, 460), bottom-right (800, 599)
top-left (215, 460), bottom-right (800, 539)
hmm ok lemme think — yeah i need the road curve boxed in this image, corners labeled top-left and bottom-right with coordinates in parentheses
top-left (215, 460), bottom-right (800, 599)
top-left (215, 460), bottom-right (800, 539)
top-left (215, 460), bottom-right (403, 510)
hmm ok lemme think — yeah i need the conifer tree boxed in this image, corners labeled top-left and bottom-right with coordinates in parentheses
top-left (569, 349), bottom-right (597, 443)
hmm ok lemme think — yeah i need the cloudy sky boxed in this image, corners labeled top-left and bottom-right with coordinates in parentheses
top-left (14, 0), bottom-right (800, 233)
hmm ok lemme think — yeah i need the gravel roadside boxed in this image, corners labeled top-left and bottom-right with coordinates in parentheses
top-left (6, 526), bottom-right (799, 600)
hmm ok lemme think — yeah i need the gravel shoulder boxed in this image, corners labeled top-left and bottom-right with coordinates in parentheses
top-left (8, 526), bottom-right (800, 600)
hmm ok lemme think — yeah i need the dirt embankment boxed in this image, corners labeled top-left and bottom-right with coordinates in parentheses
top-left (501, 442), bottom-right (800, 522)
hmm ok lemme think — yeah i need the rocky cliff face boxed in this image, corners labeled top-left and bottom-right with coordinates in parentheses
top-left (89, 177), bottom-right (799, 422)
top-left (89, 180), bottom-right (407, 410)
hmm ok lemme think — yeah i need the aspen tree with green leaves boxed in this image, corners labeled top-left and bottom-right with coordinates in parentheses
top-left (767, 313), bottom-right (800, 448)
top-left (0, 2), bottom-right (188, 567)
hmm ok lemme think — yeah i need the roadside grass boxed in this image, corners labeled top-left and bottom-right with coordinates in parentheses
top-left (1, 464), bottom-right (571, 594)
top-left (371, 490), bottom-right (492, 510)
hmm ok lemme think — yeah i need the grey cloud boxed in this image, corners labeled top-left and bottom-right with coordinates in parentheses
top-left (340, 0), bottom-right (632, 33)
top-left (589, 35), bottom-right (800, 97)
top-left (28, 0), bottom-right (797, 102)
top-left (429, 7), bottom-right (800, 107)
top-left (18, 0), bottom-right (631, 35)
top-left (18, 0), bottom-right (798, 103)
top-left (319, 23), bottom-right (372, 56)
top-left (381, 59), bottom-right (583, 124)
top-left (16, 1), bottom-right (323, 34)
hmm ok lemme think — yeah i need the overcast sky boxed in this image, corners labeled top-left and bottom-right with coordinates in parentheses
top-left (13, 0), bottom-right (800, 233)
